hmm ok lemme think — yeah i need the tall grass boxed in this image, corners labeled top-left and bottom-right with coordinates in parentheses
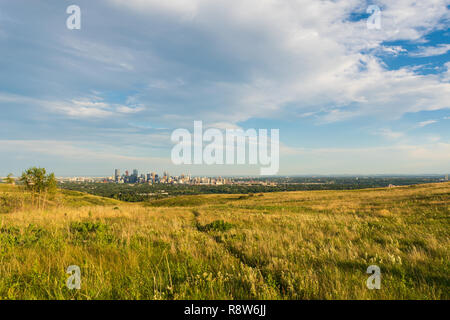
top-left (0, 182), bottom-right (448, 299)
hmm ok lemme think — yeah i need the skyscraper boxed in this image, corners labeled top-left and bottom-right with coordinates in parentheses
top-left (114, 169), bottom-right (120, 182)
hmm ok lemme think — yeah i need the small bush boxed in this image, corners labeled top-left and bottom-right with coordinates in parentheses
top-left (70, 221), bottom-right (108, 234)
top-left (0, 224), bottom-right (47, 246)
top-left (197, 220), bottom-right (234, 232)
top-left (69, 221), bottom-right (116, 245)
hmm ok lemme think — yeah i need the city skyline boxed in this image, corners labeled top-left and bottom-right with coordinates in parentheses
top-left (2, 168), bottom-right (448, 179)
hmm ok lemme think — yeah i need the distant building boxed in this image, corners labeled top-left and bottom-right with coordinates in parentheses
top-left (109, 168), bottom-right (238, 186)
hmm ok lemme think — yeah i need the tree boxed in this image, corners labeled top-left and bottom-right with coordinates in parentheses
top-left (19, 167), bottom-right (57, 209)
top-left (5, 173), bottom-right (15, 184)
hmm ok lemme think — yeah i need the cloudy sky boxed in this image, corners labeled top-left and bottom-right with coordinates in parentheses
top-left (0, 0), bottom-right (449, 176)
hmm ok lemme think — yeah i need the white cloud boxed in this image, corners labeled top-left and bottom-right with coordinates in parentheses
top-left (2, 0), bottom-right (445, 127)
top-left (417, 120), bottom-right (438, 127)
top-left (110, 0), bottom-right (200, 20)
top-left (116, 105), bottom-right (145, 114)
top-left (207, 122), bottom-right (242, 130)
top-left (374, 128), bottom-right (405, 139)
top-left (105, 0), bottom-right (450, 124)
top-left (410, 44), bottom-right (450, 57)
top-left (0, 93), bottom-right (145, 119)
top-left (380, 45), bottom-right (407, 56)
top-left (443, 62), bottom-right (450, 82)
top-left (49, 99), bottom-right (114, 118)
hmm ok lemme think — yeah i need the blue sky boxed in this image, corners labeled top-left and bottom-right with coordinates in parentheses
top-left (0, 0), bottom-right (449, 176)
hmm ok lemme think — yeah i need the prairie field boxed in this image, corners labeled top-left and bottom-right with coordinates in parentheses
top-left (0, 182), bottom-right (449, 300)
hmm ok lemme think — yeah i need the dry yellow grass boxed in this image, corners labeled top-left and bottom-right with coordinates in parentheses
top-left (0, 182), bottom-right (449, 299)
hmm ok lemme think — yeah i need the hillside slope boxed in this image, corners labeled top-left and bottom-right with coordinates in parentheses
top-left (0, 182), bottom-right (448, 299)
top-left (0, 184), bottom-right (121, 213)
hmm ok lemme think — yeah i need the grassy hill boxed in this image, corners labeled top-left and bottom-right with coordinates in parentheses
top-left (0, 182), bottom-right (448, 299)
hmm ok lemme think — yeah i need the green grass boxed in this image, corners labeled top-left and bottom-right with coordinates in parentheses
top-left (61, 189), bottom-right (121, 207)
top-left (0, 182), bottom-right (448, 300)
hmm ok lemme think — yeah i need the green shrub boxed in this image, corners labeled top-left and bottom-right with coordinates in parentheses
top-left (0, 224), bottom-right (47, 246)
top-left (69, 221), bottom-right (113, 243)
top-left (197, 220), bottom-right (234, 232)
top-left (70, 221), bottom-right (108, 234)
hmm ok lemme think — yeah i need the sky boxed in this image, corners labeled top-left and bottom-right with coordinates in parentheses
top-left (0, 0), bottom-right (449, 176)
